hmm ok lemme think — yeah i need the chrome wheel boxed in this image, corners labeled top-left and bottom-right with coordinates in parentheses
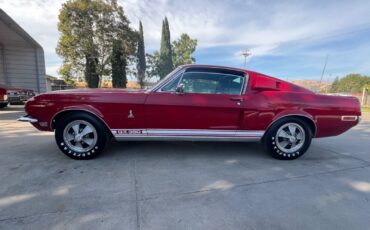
top-left (63, 120), bottom-right (98, 153)
top-left (275, 123), bottom-right (305, 153)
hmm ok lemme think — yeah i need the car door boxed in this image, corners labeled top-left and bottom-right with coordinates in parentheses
top-left (145, 68), bottom-right (247, 137)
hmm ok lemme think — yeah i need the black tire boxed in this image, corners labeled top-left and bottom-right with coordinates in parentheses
top-left (55, 112), bottom-right (110, 160)
top-left (0, 103), bottom-right (8, 108)
top-left (263, 117), bottom-right (312, 160)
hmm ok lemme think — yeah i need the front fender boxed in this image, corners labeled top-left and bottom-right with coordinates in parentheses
top-left (54, 104), bottom-right (104, 118)
top-left (50, 104), bottom-right (106, 130)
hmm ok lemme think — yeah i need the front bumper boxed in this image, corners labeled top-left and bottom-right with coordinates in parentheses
top-left (17, 115), bottom-right (38, 123)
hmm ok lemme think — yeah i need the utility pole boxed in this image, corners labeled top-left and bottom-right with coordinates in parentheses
top-left (242, 49), bottom-right (251, 69)
top-left (319, 54), bottom-right (329, 93)
top-left (362, 87), bottom-right (366, 106)
top-left (326, 74), bottom-right (332, 94)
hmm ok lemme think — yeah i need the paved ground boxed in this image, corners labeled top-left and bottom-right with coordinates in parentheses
top-left (0, 105), bottom-right (370, 230)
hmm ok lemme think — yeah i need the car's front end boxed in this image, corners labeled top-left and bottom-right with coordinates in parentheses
top-left (18, 93), bottom-right (55, 131)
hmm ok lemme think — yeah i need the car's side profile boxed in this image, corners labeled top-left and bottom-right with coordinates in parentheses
top-left (18, 65), bottom-right (361, 160)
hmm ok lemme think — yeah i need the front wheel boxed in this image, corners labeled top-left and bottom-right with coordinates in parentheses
top-left (264, 118), bottom-right (312, 160)
top-left (55, 113), bottom-right (110, 160)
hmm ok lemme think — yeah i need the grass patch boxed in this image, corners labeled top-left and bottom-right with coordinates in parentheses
top-left (362, 106), bottom-right (370, 112)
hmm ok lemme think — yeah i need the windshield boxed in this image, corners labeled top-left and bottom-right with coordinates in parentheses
top-left (147, 66), bottom-right (183, 91)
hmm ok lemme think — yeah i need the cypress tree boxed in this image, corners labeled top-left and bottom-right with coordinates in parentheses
top-left (137, 21), bottom-right (146, 88)
top-left (111, 40), bottom-right (127, 88)
top-left (159, 17), bottom-right (173, 79)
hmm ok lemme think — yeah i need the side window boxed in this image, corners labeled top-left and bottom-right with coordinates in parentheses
top-left (180, 72), bottom-right (219, 94)
top-left (161, 75), bottom-right (181, 92)
top-left (218, 74), bottom-right (245, 95)
top-left (179, 72), bottom-right (244, 95)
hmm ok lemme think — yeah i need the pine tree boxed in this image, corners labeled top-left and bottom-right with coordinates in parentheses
top-left (136, 21), bottom-right (146, 88)
top-left (158, 17), bottom-right (173, 79)
top-left (172, 33), bottom-right (197, 68)
top-left (111, 40), bottom-right (127, 88)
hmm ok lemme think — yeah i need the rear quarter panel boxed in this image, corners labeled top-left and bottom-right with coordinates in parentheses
top-left (240, 89), bottom-right (361, 138)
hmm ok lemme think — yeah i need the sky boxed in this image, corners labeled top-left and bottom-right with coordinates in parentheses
top-left (1, 0), bottom-right (370, 82)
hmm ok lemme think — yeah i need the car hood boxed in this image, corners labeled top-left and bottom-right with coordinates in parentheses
top-left (43, 88), bottom-right (146, 95)
top-left (32, 87), bottom-right (149, 104)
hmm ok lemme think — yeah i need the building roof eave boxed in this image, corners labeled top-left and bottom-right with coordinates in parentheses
top-left (0, 8), bottom-right (43, 49)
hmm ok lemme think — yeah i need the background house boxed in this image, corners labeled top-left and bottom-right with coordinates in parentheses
top-left (0, 9), bottom-right (46, 93)
top-left (45, 75), bottom-right (72, 91)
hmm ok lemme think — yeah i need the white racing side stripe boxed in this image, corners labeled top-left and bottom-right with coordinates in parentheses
top-left (111, 129), bottom-right (264, 141)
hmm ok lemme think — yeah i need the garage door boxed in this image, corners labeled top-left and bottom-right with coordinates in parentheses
top-left (0, 47), bottom-right (5, 85)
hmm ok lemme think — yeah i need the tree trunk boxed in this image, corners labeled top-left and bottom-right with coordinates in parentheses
top-left (111, 41), bottom-right (127, 88)
top-left (85, 54), bottom-right (99, 88)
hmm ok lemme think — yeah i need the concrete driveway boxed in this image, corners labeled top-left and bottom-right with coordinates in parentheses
top-left (1, 106), bottom-right (370, 230)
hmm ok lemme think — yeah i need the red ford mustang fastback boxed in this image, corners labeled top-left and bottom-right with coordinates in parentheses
top-left (18, 65), bottom-right (361, 160)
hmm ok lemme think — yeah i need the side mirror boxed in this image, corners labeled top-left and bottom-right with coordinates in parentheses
top-left (176, 84), bottom-right (185, 94)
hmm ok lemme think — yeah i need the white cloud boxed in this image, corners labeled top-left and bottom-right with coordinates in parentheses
top-left (46, 63), bottom-right (62, 77)
top-left (1, 0), bottom-right (370, 77)
top-left (122, 0), bottom-right (370, 47)
top-left (233, 44), bottom-right (279, 63)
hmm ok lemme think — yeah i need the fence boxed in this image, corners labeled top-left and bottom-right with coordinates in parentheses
top-left (51, 85), bottom-right (75, 91)
top-left (349, 91), bottom-right (369, 107)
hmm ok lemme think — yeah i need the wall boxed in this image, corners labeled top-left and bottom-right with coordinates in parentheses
top-left (0, 10), bottom-right (46, 92)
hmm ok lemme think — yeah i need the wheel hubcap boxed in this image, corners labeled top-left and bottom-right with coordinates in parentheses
top-left (275, 123), bottom-right (305, 153)
top-left (63, 120), bottom-right (97, 153)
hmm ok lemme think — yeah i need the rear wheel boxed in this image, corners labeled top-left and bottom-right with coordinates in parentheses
top-left (264, 118), bottom-right (312, 160)
top-left (55, 113), bottom-right (110, 160)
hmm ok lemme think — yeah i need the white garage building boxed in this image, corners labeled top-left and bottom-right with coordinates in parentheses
top-left (0, 9), bottom-right (46, 93)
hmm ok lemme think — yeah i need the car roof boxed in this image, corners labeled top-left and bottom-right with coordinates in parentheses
top-left (181, 64), bottom-right (248, 74)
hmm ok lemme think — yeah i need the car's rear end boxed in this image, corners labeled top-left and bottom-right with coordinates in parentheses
top-left (309, 94), bottom-right (361, 138)
top-left (0, 87), bottom-right (8, 108)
